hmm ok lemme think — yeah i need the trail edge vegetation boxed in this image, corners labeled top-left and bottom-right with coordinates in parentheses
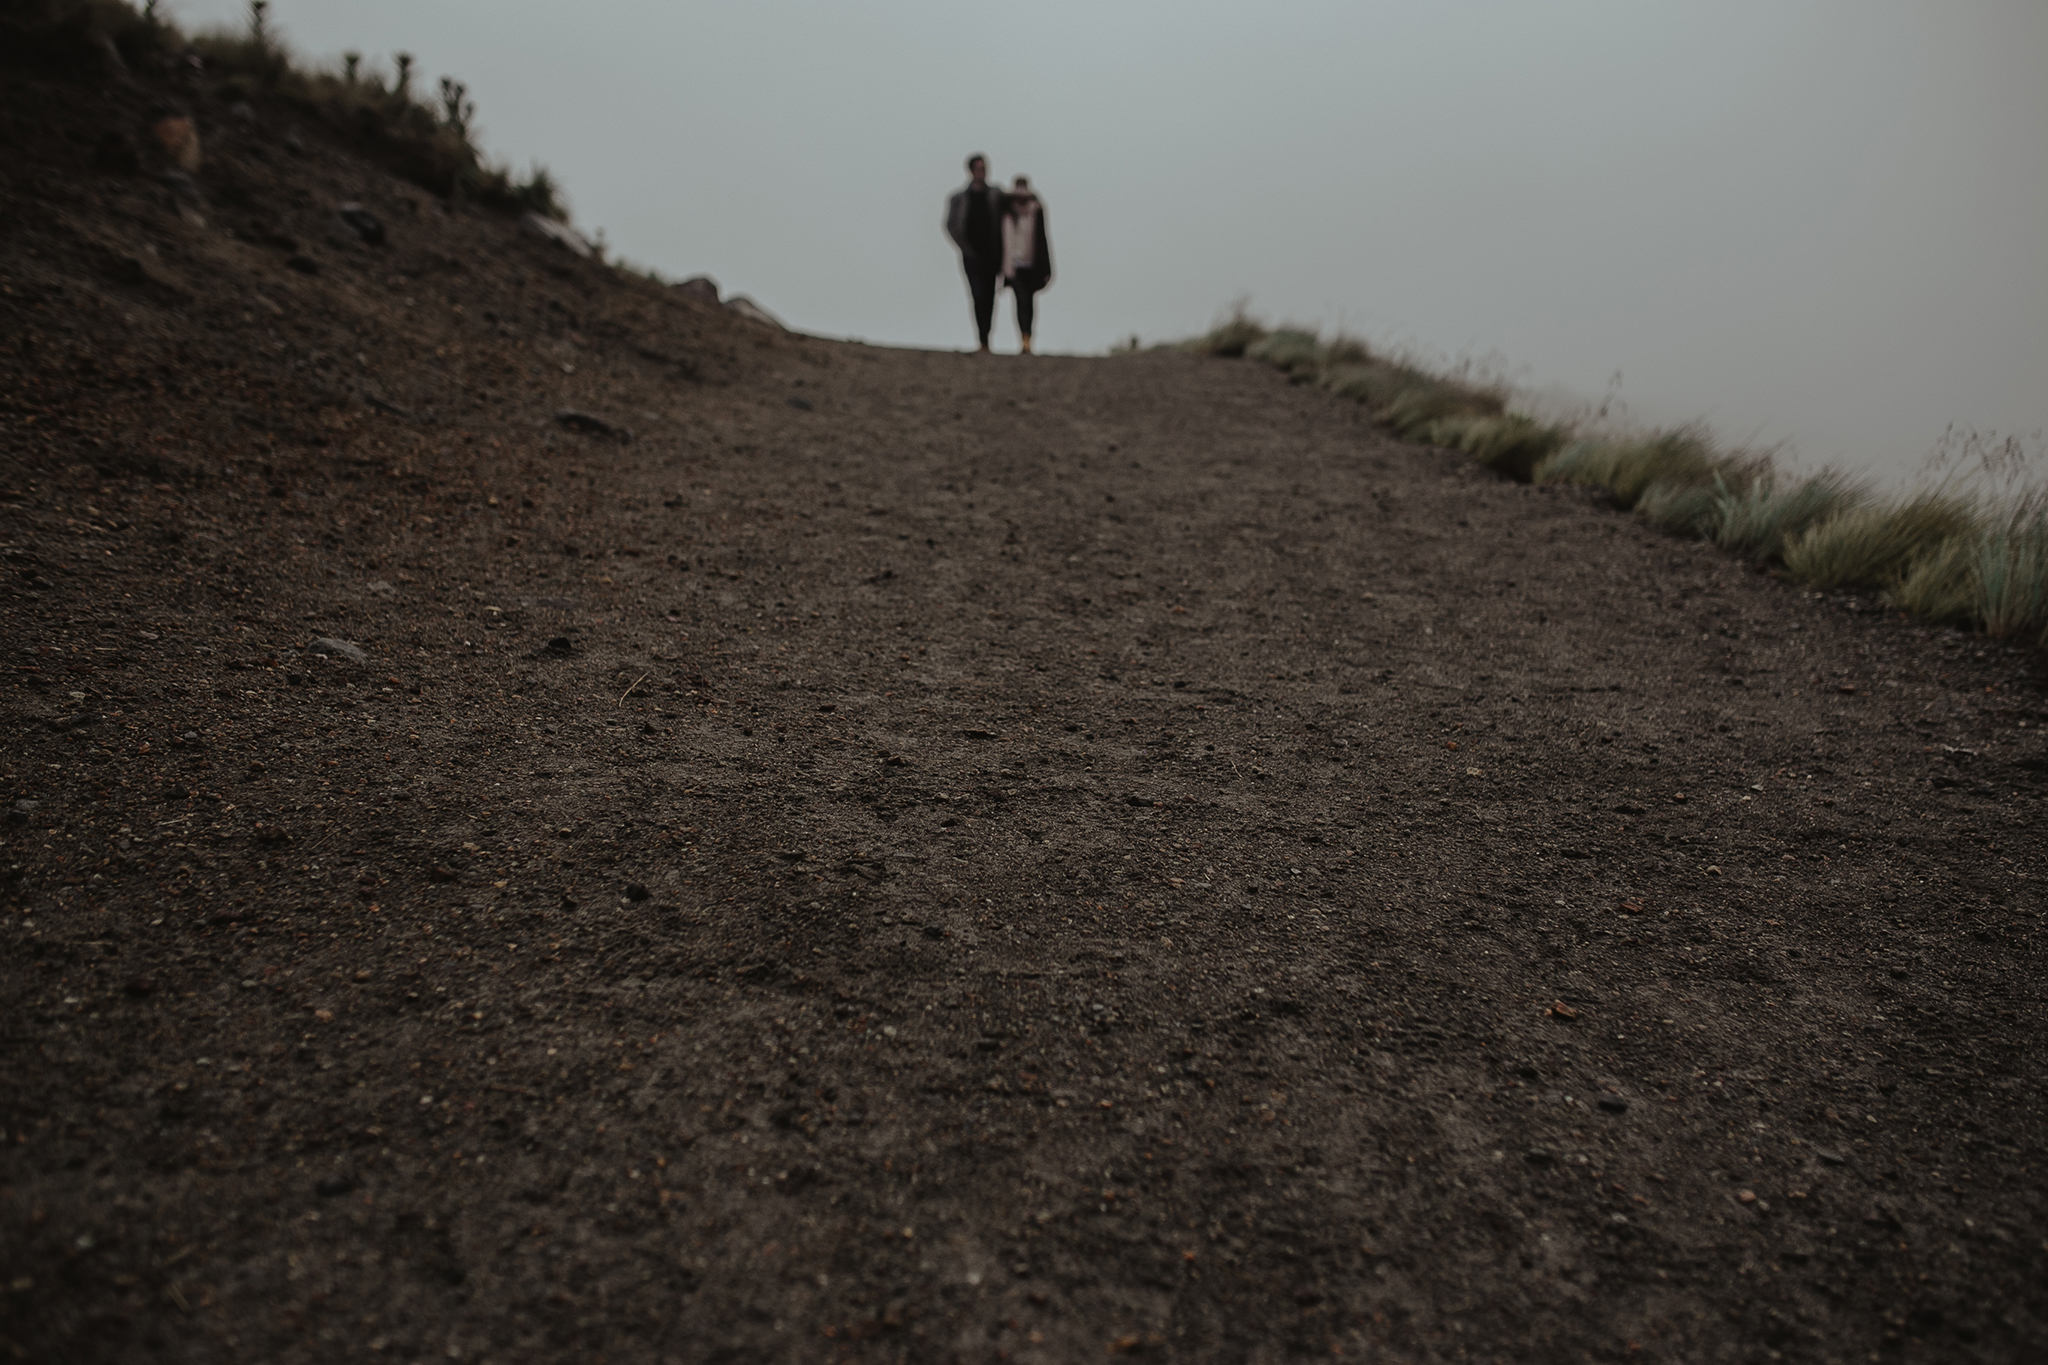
top-left (1165, 308), bottom-right (2048, 650)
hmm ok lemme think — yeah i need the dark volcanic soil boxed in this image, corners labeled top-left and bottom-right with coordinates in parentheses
top-left (3, 59), bottom-right (2047, 1365)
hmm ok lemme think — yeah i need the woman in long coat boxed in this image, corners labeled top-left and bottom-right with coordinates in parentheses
top-left (1000, 176), bottom-right (1053, 354)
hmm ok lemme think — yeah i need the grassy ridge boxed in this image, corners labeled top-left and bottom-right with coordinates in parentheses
top-left (1179, 311), bottom-right (2048, 647)
top-left (4, 0), bottom-right (565, 220)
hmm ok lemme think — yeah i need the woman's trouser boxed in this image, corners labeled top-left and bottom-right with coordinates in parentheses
top-left (1011, 280), bottom-right (1039, 338)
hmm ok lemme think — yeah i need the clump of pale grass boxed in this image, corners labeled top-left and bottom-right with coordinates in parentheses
top-left (1422, 413), bottom-right (1568, 482)
top-left (1635, 480), bottom-right (1725, 537)
top-left (1712, 472), bottom-right (1868, 563)
top-left (1245, 329), bottom-right (1323, 376)
top-left (1783, 493), bottom-right (1980, 590)
top-left (1536, 428), bottom-right (1725, 509)
top-left (1889, 536), bottom-right (1979, 625)
top-left (1975, 506), bottom-right (2048, 644)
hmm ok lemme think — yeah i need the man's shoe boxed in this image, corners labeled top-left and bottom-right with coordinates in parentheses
top-left (1019, 336), bottom-right (1033, 354)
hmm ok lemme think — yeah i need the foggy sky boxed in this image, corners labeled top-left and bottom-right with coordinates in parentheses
top-left (172, 0), bottom-right (2047, 483)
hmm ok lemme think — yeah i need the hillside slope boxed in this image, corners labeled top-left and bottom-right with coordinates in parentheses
top-left (3, 53), bottom-right (2046, 1365)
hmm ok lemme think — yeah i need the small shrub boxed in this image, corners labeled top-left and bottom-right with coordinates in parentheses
top-left (1782, 493), bottom-right (1978, 590)
top-left (1713, 472), bottom-right (1866, 563)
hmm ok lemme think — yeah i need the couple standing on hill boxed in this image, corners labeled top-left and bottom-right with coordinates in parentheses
top-left (945, 153), bottom-right (1053, 354)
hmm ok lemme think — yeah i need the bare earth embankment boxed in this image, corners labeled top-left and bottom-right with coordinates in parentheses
top-left (3, 61), bottom-right (2046, 1365)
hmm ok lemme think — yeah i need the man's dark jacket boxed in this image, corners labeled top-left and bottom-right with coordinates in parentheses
top-left (945, 181), bottom-right (1006, 267)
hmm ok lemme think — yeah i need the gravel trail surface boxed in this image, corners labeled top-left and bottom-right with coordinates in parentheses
top-left (2, 63), bottom-right (2044, 1365)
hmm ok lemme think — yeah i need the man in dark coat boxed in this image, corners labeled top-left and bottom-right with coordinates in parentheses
top-left (944, 153), bottom-right (1006, 353)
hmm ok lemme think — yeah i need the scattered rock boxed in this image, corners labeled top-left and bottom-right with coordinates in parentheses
top-left (366, 579), bottom-right (397, 597)
top-left (1525, 1147), bottom-right (1554, 1166)
top-left (624, 883), bottom-right (650, 902)
top-left (336, 203), bottom-right (385, 246)
top-left (308, 637), bottom-right (369, 665)
top-left (1737, 1188), bottom-right (1757, 1204)
top-left (1547, 1000), bottom-right (1579, 1021)
top-left (286, 254), bottom-right (319, 276)
top-left (673, 275), bottom-right (719, 303)
top-left (523, 212), bottom-right (593, 258)
top-left (544, 637), bottom-right (576, 656)
top-left (725, 295), bottom-right (786, 329)
top-left (364, 395), bottom-right (412, 419)
top-left (314, 1174), bottom-right (357, 1198)
top-left (1815, 1149), bottom-right (1847, 1167)
top-left (1597, 1096), bottom-right (1629, 1114)
top-left (150, 114), bottom-right (200, 171)
top-left (554, 409), bottom-right (631, 441)
top-left (122, 977), bottom-right (154, 997)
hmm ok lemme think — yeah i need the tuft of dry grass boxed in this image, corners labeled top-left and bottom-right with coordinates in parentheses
top-left (1888, 536), bottom-right (1979, 625)
top-left (1422, 413), bottom-right (1568, 483)
top-left (1185, 304), bottom-right (1267, 358)
top-left (1535, 428), bottom-right (1725, 510)
top-left (1244, 329), bottom-right (1323, 376)
top-left (1635, 479), bottom-right (1727, 538)
top-left (1711, 472), bottom-right (1868, 564)
top-left (1782, 494), bottom-right (1979, 590)
top-left (1975, 507), bottom-right (2048, 644)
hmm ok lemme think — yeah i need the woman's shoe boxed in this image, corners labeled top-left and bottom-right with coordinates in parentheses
top-left (1019, 336), bottom-right (1033, 354)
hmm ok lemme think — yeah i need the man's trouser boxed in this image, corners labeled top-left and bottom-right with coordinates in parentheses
top-left (964, 260), bottom-right (998, 347)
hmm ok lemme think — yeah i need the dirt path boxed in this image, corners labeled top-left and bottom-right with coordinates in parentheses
top-left (4, 339), bottom-right (2043, 1363)
top-left (3, 68), bottom-right (2046, 1365)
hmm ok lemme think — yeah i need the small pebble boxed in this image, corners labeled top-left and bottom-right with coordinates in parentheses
top-left (308, 637), bottom-right (368, 664)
